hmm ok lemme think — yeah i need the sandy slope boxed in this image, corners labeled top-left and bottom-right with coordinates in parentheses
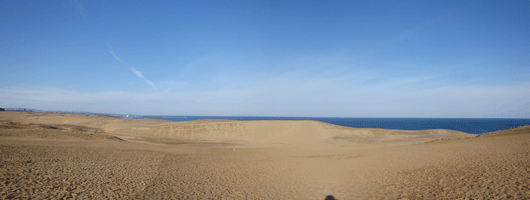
top-left (0, 111), bottom-right (529, 199)
top-left (0, 111), bottom-right (473, 147)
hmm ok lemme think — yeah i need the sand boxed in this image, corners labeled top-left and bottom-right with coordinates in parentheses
top-left (0, 111), bottom-right (528, 199)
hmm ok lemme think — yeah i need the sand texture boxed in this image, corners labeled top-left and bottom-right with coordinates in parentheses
top-left (0, 111), bottom-right (529, 199)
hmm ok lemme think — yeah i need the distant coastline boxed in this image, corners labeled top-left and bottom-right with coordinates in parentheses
top-left (2, 108), bottom-right (529, 134)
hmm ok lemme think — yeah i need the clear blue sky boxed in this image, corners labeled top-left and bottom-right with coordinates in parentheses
top-left (1, 0), bottom-right (529, 117)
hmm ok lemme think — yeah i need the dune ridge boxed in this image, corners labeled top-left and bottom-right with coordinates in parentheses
top-left (0, 111), bottom-right (473, 146)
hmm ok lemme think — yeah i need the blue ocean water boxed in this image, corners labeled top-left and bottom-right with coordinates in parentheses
top-left (140, 116), bottom-right (530, 134)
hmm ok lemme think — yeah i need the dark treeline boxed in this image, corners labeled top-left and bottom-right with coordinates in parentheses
top-left (5, 108), bottom-right (33, 112)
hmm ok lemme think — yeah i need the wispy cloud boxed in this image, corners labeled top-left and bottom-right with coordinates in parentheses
top-left (106, 43), bottom-right (125, 64)
top-left (2, 77), bottom-right (529, 117)
top-left (107, 42), bottom-right (157, 90)
top-left (131, 67), bottom-right (144, 78)
top-left (131, 67), bottom-right (157, 90)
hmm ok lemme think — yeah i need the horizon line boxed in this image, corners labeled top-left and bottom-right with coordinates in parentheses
top-left (2, 107), bottom-right (530, 120)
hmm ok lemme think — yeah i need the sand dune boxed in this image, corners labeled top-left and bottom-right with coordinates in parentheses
top-left (0, 111), bottom-right (473, 146)
top-left (1, 111), bottom-right (529, 199)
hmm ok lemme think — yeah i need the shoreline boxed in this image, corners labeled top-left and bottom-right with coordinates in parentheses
top-left (3, 110), bottom-right (529, 134)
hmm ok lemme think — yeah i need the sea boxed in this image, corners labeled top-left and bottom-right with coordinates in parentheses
top-left (138, 116), bottom-right (530, 134)
top-left (6, 108), bottom-right (529, 134)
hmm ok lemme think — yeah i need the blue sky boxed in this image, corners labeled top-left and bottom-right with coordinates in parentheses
top-left (1, 0), bottom-right (529, 117)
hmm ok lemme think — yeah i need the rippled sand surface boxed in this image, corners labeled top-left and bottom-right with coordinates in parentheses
top-left (1, 111), bottom-right (528, 199)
